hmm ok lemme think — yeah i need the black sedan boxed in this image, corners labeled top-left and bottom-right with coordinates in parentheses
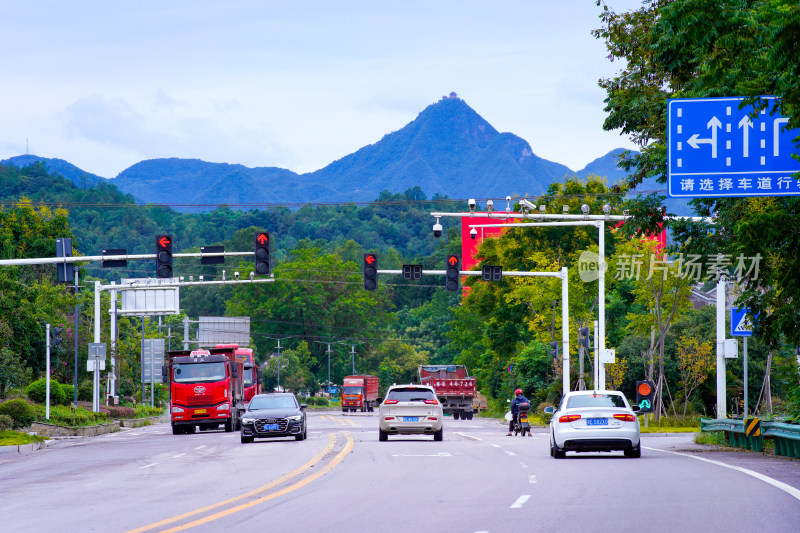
top-left (240, 393), bottom-right (307, 443)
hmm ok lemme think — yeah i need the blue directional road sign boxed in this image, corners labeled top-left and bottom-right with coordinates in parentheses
top-left (730, 307), bottom-right (756, 337)
top-left (668, 97), bottom-right (800, 198)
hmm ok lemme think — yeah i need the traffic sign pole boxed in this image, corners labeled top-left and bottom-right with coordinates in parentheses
top-left (744, 336), bottom-right (749, 419)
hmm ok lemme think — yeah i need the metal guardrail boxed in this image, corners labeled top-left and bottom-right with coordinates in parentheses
top-left (762, 421), bottom-right (800, 458)
top-left (700, 418), bottom-right (763, 452)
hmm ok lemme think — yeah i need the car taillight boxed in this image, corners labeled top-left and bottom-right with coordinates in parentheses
top-left (427, 417), bottom-right (438, 420)
top-left (424, 399), bottom-right (438, 405)
top-left (384, 416), bottom-right (395, 420)
top-left (559, 414), bottom-right (581, 423)
top-left (384, 399), bottom-right (398, 404)
top-left (614, 414), bottom-right (636, 422)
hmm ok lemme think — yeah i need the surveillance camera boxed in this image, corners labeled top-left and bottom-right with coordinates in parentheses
top-left (249, 271), bottom-right (254, 280)
top-left (623, 209), bottom-right (630, 216)
top-left (468, 198), bottom-right (476, 211)
top-left (470, 228), bottom-right (477, 240)
top-left (563, 205), bottom-right (570, 213)
top-left (603, 204), bottom-right (611, 215)
top-left (581, 204), bottom-right (590, 214)
top-left (432, 222), bottom-right (443, 238)
top-left (486, 199), bottom-right (494, 212)
top-left (234, 271), bottom-right (240, 280)
top-left (519, 199), bottom-right (536, 211)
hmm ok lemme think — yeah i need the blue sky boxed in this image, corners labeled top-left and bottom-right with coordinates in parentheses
top-left (0, 1), bottom-right (643, 179)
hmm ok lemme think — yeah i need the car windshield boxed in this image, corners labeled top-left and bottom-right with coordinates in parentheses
top-left (566, 394), bottom-right (627, 409)
top-left (386, 388), bottom-right (436, 402)
top-left (243, 367), bottom-right (254, 386)
top-left (173, 362), bottom-right (226, 383)
top-left (342, 386), bottom-right (361, 395)
top-left (249, 396), bottom-right (298, 410)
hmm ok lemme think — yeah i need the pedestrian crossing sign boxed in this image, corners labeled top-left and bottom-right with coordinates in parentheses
top-left (730, 307), bottom-right (755, 337)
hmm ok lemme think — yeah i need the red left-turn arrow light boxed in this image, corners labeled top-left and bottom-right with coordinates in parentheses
top-left (365, 254), bottom-right (376, 265)
top-left (158, 236), bottom-right (172, 248)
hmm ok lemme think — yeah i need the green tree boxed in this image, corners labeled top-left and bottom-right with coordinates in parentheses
top-left (675, 336), bottom-right (714, 419)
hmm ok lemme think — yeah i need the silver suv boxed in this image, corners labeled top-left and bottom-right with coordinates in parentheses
top-left (378, 384), bottom-right (444, 441)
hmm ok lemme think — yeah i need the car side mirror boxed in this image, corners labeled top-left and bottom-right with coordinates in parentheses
top-left (543, 406), bottom-right (555, 415)
top-left (630, 405), bottom-right (640, 412)
top-left (161, 364), bottom-right (168, 382)
top-left (300, 404), bottom-right (307, 410)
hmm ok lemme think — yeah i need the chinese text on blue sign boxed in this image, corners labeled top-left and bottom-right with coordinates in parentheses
top-left (668, 97), bottom-right (800, 198)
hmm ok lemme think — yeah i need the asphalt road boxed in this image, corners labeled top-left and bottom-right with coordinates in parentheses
top-left (2, 411), bottom-right (800, 532)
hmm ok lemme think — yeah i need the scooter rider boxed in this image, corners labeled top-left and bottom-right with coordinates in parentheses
top-left (507, 388), bottom-right (529, 436)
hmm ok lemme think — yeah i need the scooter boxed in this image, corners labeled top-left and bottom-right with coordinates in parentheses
top-left (514, 402), bottom-right (532, 436)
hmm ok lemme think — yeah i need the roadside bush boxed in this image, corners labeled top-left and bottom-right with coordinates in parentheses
top-left (103, 406), bottom-right (136, 419)
top-left (0, 399), bottom-right (37, 429)
top-left (0, 414), bottom-right (14, 430)
top-left (78, 381), bottom-right (93, 402)
top-left (25, 379), bottom-right (66, 405)
top-left (134, 405), bottom-right (163, 418)
top-left (32, 404), bottom-right (110, 427)
top-left (60, 384), bottom-right (75, 405)
top-left (306, 396), bottom-right (329, 407)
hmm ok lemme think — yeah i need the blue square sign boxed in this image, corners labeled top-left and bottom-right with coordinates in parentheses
top-left (668, 97), bottom-right (800, 198)
top-left (730, 307), bottom-right (756, 337)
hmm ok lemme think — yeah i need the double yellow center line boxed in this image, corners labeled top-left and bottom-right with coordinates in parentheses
top-left (127, 431), bottom-right (354, 533)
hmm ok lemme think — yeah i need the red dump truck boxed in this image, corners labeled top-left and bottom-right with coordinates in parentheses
top-left (215, 344), bottom-right (262, 404)
top-left (163, 346), bottom-right (247, 434)
top-left (341, 375), bottom-right (379, 412)
top-left (418, 365), bottom-right (477, 420)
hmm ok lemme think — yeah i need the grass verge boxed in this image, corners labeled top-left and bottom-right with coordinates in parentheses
top-left (0, 430), bottom-right (47, 446)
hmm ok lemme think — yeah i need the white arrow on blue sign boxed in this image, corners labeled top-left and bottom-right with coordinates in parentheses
top-left (668, 97), bottom-right (800, 198)
top-left (730, 307), bottom-right (756, 337)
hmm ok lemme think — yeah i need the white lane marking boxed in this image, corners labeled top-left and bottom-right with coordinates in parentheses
top-left (456, 432), bottom-right (482, 441)
top-left (194, 445), bottom-right (206, 450)
top-left (645, 446), bottom-right (800, 502)
top-left (223, 435), bottom-right (237, 438)
top-left (504, 450), bottom-right (517, 456)
top-left (139, 463), bottom-right (158, 469)
top-left (520, 462), bottom-right (529, 469)
top-left (83, 481), bottom-right (101, 487)
top-left (490, 443), bottom-right (501, 448)
top-left (392, 452), bottom-right (453, 457)
top-left (170, 453), bottom-right (186, 459)
top-left (529, 475), bottom-right (537, 484)
top-left (510, 495), bottom-right (531, 508)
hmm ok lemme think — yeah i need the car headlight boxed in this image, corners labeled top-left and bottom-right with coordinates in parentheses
top-left (241, 417), bottom-right (256, 424)
top-left (217, 403), bottom-right (230, 411)
top-left (172, 406), bottom-right (184, 413)
top-left (287, 415), bottom-right (302, 421)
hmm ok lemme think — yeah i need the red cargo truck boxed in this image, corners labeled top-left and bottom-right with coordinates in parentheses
top-left (215, 344), bottom-right (262, 404)
top-left (341, 375), bottom-right (379, 412)
top-left (162, 346), bottom-right (246, 434)
top-left (418, 365), bottom-right (477, 420)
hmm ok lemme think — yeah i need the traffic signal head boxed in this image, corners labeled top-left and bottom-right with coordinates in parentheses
top-left (155, 235), bottom-right (173, 278)
top-left (481, 265), bottom-right (503, 281)
top-left (254, 231), bottom-right (271, 275)
top-left (445, 254), bottom-right (460, 292)
top-left (578, 327), bottom-right (590, 348)
top-left (549, 341), bottom-right (559, 359)
top-left (635, 380), bottom-right (655, 412)
top-left (51, 327), bottom-right (64, 347)
top-left (363, 253), bottom-right (378, 291)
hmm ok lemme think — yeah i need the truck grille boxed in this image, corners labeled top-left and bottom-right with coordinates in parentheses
top-left (256, 418), bottom-right (288, 432)
top-left (187, 394), bottom-right (213, 406)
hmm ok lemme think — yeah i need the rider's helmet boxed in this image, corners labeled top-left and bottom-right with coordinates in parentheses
top-left (515, 388), bottom-right (522, 396)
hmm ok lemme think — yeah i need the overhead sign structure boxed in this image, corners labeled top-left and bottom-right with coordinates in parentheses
top-left (119, 277), bottom-right (180, 316)
top-left (731, 307), bottom-right (756, 337)
top-left (668, 96), bottom-right (800, 198)
top-left (142, 338), bottom-right (165, 384)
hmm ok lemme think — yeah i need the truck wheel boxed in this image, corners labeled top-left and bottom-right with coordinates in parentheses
top-left (433, 428), bottom-right (443, 441)
top-left (379, 428), bottom-right (388, 441)
top-left (224, 418), bottom-right (234, 432)
top-left (466, 411), bottom-right (473, 420)
top-left (172, 423), bottom-right (181, 435)
top-left (453, 411), bottom-right (460, 420)
top-left (186, 425), bottom-right (196, 434)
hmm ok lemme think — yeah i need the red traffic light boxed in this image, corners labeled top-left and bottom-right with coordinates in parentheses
top-left (365, 253), bottom-right (376, 265)
top-left (637, 382), bottom-right (652, 396)
top-left (157, 235), bottom-right (172, 248)
top-left (256, 232), bottom-right (269, 245)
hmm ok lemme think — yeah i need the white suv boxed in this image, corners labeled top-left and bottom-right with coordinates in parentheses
top-left (378, 384), bottom-right (444, 441)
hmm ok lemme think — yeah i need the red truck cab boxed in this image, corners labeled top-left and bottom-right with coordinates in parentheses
top-left (418, 365), bottom-right (477, 420)
top-left (163, 346), bottom-right (246, 434)
top-left (341, 375), bottom-right (379, 412)
top-left (215, 344), bottom-right (261, 404)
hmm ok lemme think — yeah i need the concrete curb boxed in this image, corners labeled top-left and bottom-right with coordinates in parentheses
top-left (117, 416), bottom-right (162, 428)
top-left (0, 440), bottom-right (48, 454)
top-left (31, 421), bottom-right (120, 437)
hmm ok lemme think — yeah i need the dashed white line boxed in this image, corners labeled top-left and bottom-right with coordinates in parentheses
top-left (170, 453), bottom-right (186, 459)
top-left (490, 443), bottom-right (501, 448)
top-left (504, 450), bottom-right (517, 456)
top-left (83, 481), bottom-right (101, 487)
top-left (456, 432), bottom-right (482, 441)
top-left (194, 445), bottom-right (206, 450)
top-left (510, 495), bottom-right (531, 508)
top-left (529, 475), bottom-right (537, 484)
top-left (139, 463), bottom-right (158, 469)
top-left (519, 462), bottom-right (528, 469)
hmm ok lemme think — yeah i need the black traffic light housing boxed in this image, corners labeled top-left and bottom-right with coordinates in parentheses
top-left (578, 327), bottom-right (591, 349)
top-left (55, 237), bottom-right (74, 283)
top-left (445, 254), bottom-right (460, 292)
top-left (635, 380), bottom-right (655, 412)
top-left (156, 235), bottom-right (173, 278)
top-left (481, 265), bottom-right (503, 281)
top-left (254, 231), bottom-right (271, 275)
top-left (51, 327), bottom-right (64, 347)
top-left (363, 253), bottom-right (378, 291)
top-left (549, 341), bottom-right (559, 359)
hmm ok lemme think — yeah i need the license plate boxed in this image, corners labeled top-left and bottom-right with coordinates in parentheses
top-left (403, 417), bottom-right (419, 422)
top-left (266, 424), bottom-right (279, 430)
top-left (194, 409), bottom-right (206, 414)
top-left (586, 418), bottom-right (608, 426)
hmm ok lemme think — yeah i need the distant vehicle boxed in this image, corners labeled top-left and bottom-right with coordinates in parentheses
top-left (215, 345), bottom-right (262, 404)
top-left (240, 393), bottom-right (307, 443)
top-left (341, 375), bottom-right (379, 412)
top-left (418, 365), bottom-right (476, 420)
top-left (378, 384), bottom-right (443, 442)
top-left (545, 390), bottom-right (641, 458)
top-left (163, 346), bottom-right (248, 435)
